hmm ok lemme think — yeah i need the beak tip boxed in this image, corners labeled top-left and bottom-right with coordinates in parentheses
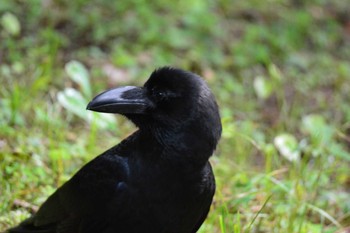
top-left (86, 102), bottom-right (92, 111)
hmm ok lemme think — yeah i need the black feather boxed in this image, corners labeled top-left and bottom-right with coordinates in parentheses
top-left (7, 67), bottom-right (222, 233)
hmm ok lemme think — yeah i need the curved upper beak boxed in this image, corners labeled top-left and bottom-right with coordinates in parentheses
top-left (86, 86), bottom-right (151, 114)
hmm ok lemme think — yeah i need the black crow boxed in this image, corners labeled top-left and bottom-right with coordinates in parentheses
top-left (8, 67), bottom-right (222, 233)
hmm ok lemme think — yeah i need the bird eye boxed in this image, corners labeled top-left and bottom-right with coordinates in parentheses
top-left (156, 91), bottom-right (165, 97)
top-left (151, 88), bottom-right (167, 100)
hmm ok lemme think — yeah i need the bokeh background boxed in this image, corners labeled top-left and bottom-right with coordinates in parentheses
top-left (1, 0), bottom-right (350, 232)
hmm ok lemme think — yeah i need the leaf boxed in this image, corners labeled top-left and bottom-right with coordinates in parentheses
top-left (57, 88), bottom-right (116, 129)
top-left (254, 76), bottom-right (274, 99)
top-left (306, 204), bottom-right (342, 228)
top-left (57, 88), bottom-right (87, 119)
top-left (327, 143), bottom-right (350, 162)
top-left (274, 134), bottom-right (300, 162)
top-left (268, 63), bottom-right (283, 81)
top-left (302, 114), bottom-right (326, 133)
top-left (65, 61), bottom-right (92, 98)
top-left (87, 111), bottom-right (116, 130)
top-left (302, 114), bottom-right (334, 145)
top-left (1, 12), bottom-right (21, 36)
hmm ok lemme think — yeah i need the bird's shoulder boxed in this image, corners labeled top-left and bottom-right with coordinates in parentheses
top-left (28, 141), bottom-right (133, 229)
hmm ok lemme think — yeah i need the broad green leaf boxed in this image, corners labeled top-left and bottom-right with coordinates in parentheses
top-left (1, 12), bottom-right (20, 36)
top-left (268, 63), bottom-right (283, 81)
top-left (57, 88), bottom-right (116, 129)
top-left (302, 114), bottom-right (326, 133)
top-left (328, 143), bottom-right (350, 161)
top-left (254, 76), bottom-right (273, 99)
top-left (57, 88), bottom-right (86, 119)
top-left (65, 61), bottom-right (92, 98)
top-left (302, 114), bottom-right (334, 145)
top-left (87, 111), bottom-right (116, 130)
top-left (274, 134), bottom-right (300, 162)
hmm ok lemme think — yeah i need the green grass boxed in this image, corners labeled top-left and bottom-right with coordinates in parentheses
top-left (1, 0), bottom-right (350, 232)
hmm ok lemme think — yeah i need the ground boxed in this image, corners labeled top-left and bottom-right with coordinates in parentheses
top-left (0, 0), bottom-right (349, 232)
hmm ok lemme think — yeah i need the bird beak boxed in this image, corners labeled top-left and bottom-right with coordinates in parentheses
top-left (86, 86), bottom-right (150, 114)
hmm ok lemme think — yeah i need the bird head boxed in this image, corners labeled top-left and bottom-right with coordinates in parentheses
top-left (87, 67), bottom-right (221, 155)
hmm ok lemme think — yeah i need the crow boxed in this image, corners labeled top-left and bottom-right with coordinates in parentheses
top-left (7, 67), bottom-right (222, 233)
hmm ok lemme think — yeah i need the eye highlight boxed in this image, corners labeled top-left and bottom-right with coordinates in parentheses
top-left (150, 87), bottom-right (167, 101)
top-left (154, 90), bottom-right (165, 98)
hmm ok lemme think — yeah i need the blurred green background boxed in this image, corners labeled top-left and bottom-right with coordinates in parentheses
top-left (1, 0), bottom-right (350, 232)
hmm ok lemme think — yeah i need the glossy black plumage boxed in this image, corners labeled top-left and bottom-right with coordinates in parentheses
top-left (8, 67), bottom-right (222, 233)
